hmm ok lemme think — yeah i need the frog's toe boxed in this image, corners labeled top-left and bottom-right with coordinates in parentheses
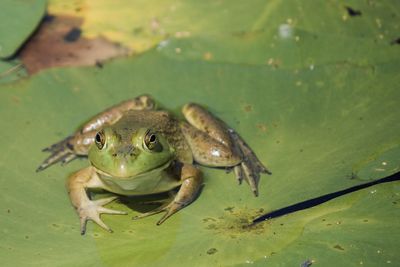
top-left (132, 201), bottom-right (184, 225)
top-left (60, 153), bottom-right (77, 166)
top-left (93, 196), bottom-right (118, 206)
top-left (228, 128), bottom-right (271, 175)
top-left (156, 201), bottom-right (185, 225)
top-left (227, 128), bottom-right (271, 196)
top-left (78, 197), bottom-right (127, 235)
top-left (80, 214), bottom-right (113, 235)
top-left (240, 161), bottom-right (260, 197)
top-left (42, 136), bottom-right (72, 152)
top-left (132, 205), bottom-right (165, 221)
top-left (36, 150), bottom-right (76, 172)
top-left (233, 165), bottom-right (244, 185)
top-left (37, 137), bottom-right (77, 172)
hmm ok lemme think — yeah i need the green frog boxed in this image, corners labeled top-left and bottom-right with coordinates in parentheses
top-left (37, 95), bottom-right (270, 234)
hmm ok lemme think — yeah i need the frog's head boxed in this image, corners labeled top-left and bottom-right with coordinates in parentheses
top-left (88, 127), bottom-right (174, 178)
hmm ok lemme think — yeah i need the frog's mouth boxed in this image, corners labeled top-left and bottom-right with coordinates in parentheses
top-left (91, 159), bottom-right (173, 179)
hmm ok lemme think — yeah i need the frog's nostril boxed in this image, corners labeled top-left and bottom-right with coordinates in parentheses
top-left (116, 145), bottom-right (134, 155)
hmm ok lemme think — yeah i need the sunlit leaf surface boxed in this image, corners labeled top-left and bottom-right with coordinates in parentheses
top-left (0, 0), bottom-right (46, 58)
top-left (0, 1), bottom-right (399, 266)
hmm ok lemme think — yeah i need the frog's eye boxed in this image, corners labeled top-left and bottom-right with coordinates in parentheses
top-left (95, 130), bottom-right (106, 150)
top-left (143, 131), bottom-right (162, 152)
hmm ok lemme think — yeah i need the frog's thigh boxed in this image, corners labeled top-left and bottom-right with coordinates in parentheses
top-left (181, 122), bottom-right (241, 167)
top-left (182, 103), bottom-right (270, 197)
top-left (66, 130), bottom-right (96, 155)
top-left (182, 103), bottom-right (233, 147)
top-left (81, 94), bottom-right (156, 134)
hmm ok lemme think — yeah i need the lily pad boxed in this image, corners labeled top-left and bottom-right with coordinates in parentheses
top-left (47, 0), bottom-right (277, 53)
top-left (1, 1), bottom-right (400, 266)
top-left (0, 0), bottom-right (46, 58)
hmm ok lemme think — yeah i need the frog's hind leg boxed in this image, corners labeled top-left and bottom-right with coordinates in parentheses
top-left (37, 95), bottom-right (156, 172)
top-left (132, 164), bottom-right (202, 225)
top-left (181, 103), bottom-right (270, 196)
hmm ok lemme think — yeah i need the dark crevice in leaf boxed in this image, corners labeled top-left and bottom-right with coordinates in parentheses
top-left (252, 171), bottom-right (400, 224)
top-left (206, 248), bottom-right (218, 255)
top-left (345, 6), bottom-right (362, 17)
top-left (390, 37), bottom-right (400, 45)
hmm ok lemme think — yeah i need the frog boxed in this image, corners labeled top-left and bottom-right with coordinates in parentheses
top-left (37, 95), bottom-right (270, 234)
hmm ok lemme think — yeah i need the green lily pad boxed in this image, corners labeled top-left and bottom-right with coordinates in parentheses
top-left (1, 50), bottom-right (399, 266)
top-left (1, 1), bottom-right (400, 266)
top-left (0, 0), bottom-right (46, 58)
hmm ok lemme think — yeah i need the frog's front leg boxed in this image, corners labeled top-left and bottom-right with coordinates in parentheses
top-left (37, 95), bottom-right (155, 172)
top-left (132, 164), bottom-right (202, 225)
top-left (180, 103), bottom-right (271, 196)
top-left (68, 166), bottom-right (127, 235)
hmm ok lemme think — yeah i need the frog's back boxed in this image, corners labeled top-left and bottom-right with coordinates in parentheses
top-left (116, 110), bottom-right (193, 163)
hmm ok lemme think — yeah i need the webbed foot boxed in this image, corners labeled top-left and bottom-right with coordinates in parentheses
top-left (132, 200), bottom-right (186, 226)
top-left (36, 136), bottom-right (77, 172)
top-left (228, 129), bottom-right (271, 197)
top-left (79, 196), bottom-right (127, 235)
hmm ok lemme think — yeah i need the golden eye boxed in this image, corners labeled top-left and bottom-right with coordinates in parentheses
top-left (144, 132), bottom-right (158, 150)
top-left (95, 130), bottom-right (106, 150)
